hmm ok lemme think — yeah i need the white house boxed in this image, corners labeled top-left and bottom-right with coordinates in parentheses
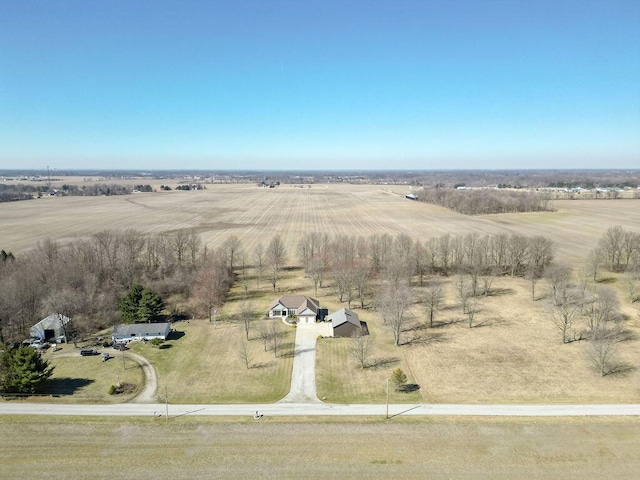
top-left (112, 322), bottom-right (171, 343)
top-left (268, 295), bottom-right (320, 324)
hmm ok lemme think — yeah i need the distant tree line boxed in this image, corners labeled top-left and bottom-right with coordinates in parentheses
top-left (415, 187), bottom-right (553, 215)
top-left (0, 183), bottom-right (148, 202)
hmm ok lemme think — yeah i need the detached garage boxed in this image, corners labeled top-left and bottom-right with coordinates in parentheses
top-left (326, 308), bottom-right (369, 338)
top-left (112, 323), bottom-right (171, 343)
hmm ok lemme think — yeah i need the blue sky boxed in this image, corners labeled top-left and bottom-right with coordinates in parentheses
top-left (1, 0), bottom-right (639, 170)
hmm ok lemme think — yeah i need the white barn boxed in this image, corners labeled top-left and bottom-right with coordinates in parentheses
top-left (30, 313), bottom-right (71, 343)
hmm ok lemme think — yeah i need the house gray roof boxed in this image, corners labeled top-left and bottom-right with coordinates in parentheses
top-left (327, 308), bottom-right (360, 328)
top-left (268, 295), bottom-right (320, 315)
top-left (113, 323), bottom-right (170, 337)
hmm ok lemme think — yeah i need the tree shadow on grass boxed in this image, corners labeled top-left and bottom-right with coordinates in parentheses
top-left (616, 329), bottom-right (638, 342)
top-left (276, 341), bottom-right (296, 358)
top-left (366, 357), bottom-right (401, 369)
top-left (250, 361), bottom-right (275, 369)
top-left (402, 332), bottom-right (448, 347)
top-left (397, 383), bottom-right (420, 393)
top-left (606, 363), bottom-right (636, 377)
top-left (158, 344), bottom-right (172, 349)
top-left (597, 277), bottom-right (617, 284)
top-left (45, 378), bottom-right (94, 396)
top-left (472, 317), bottom-right (507, 328)
top-left (431, 318), bottom-right (466, 328)
top-left (486, 287), bottom-right (516, 297)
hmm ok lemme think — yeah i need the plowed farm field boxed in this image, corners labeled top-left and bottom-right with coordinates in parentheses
top-left (2, 184), bottom-right (639, 265)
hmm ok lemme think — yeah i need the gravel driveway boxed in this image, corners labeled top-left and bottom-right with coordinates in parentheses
top-left (279, 323), bottom-right (321, 403)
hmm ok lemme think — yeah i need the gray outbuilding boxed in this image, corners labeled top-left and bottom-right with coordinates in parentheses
top-left (112, 322), bottom-right (171, 343)
top-left (326, 308), bottom-right (368, 338)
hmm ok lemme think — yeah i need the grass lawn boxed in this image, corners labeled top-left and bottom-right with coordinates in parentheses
top-left (42, 347), bottom-right (143, 403)
top-left (128, 318), bottom-right (294, 403)
top-left (316, 307), bottom-right (423, 404)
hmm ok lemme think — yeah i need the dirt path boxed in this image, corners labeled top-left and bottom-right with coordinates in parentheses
top-left (125, 350), bottom-right (158, 403)
top-left (279, 324), bottom-right (321, 403)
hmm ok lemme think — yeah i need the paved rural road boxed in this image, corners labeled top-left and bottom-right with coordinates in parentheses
top-left (279, 323), bottom-right (321, 403)
top-left (1, 402), bottom-right (640, 417)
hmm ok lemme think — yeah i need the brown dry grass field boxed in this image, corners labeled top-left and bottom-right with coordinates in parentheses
top-left (1, 416), bottom-right (639, 479)
top-left (1, 183), bottom-right (639, 405)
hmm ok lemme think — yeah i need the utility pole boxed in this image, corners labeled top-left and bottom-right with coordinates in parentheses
top-left (46, 165), bottom-right (51, 188)
top-left (165, 386), bottom-right (169, 421)
top-left (386, 378), bottom-right (390, 420)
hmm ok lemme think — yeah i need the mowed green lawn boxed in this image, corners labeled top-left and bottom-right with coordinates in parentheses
top-left (43, 348), bottom-right (143, 403)
top-left (128, 318), bottom-right (295, 403)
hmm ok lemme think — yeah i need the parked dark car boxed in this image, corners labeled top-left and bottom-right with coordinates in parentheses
top-left (113, 343), bottom-right (128, 351)
top-left (80, 348), bottom-right (99, 356)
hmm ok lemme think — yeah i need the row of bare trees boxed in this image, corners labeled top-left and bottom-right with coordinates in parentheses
top-left (545, 262), bottom-right (627, 376)
top-left (297, 232), bottom-right (554, 310)
top-left (416, 187), bottom-right (552, 214)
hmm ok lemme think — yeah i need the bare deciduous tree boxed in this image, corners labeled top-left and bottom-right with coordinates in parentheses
top-left (192, 253), bottom-right (231, 325)
top-left (377, 283), bottom-right (412, 347)
top-left (253, 243), bottom-right (265, 287)
top-left (455, 274), bottom-right (471, 314)
top-left (585, 248), bottom-right (604, 282)
top-left (466, 296), bottom-right (477, 328)
top-left (222, 235), bottom-right (242, 271)
top-left (237, 301), bottom-right (256, 341)
top-left (599, 225), bottom-right (624, 272)
top-left (589, 326), bottom-right (620, 376)
top-left (349, 328), bottom-right (374, 368)
top-left (257, 321), bottom-right (270, 352)
top-left (424, 282), bottom-right (444, 328)
top-left (239, 339), bottom-right (251, 369)
top-left (549, 294), bottom-right (579, 343)
top-left (267, 235), bottom-right (287, 292)
top-left (545, 264), bottom-right (573, 305)
top-left (583, 286), bottom-right (620, 335)
top-left (269, 321), bottom-right (284, 358)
